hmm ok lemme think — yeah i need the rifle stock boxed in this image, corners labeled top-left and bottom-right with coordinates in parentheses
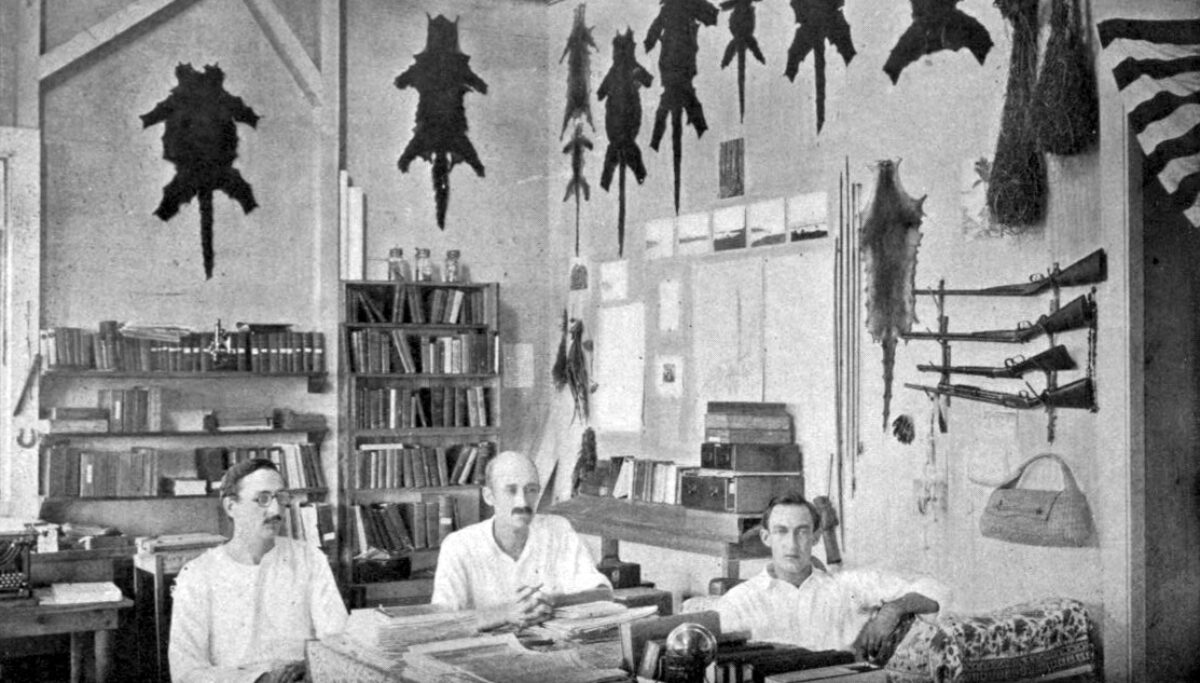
top-left (916, 249), bottom-right (1106, 296)
top-left (905, 377), bottom-right (1097, 411)
top-left (902, 294), bottom-right (1095, 344)
top-left (916, 344), bottom-right (1076, 378)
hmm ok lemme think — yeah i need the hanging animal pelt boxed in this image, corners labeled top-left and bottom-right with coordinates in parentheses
top-left (598, 29), bottom-right (653, 256)
top-left (572, 427), bottom-right (598, 496)
top-left (720, 0), bottom-right (766, 123)
top-left (645, 0), bottom-right (720, 215)
top-left (860, 160), bottom-right (925, 432)
top-left (563, 124), bottom-right (594, 256)
top-left (564, 317), bottom-right (593, 423)
top-left (395, 15), bottom-right (488, 229)
top-left (553, 308), bottom-right (570, 390)
top-left (141, 63), bottom-right (259, 280)
top-left (1031, 0), bottom-right (1098, 155)
top-left (883, 0), bottom-right (993, 84)
top-left (784, 0), bottom-right (856, 133)
top-left (561, 4), bottom-right (596, 137)
top-left (987, 0), bottom-right (1045, 228)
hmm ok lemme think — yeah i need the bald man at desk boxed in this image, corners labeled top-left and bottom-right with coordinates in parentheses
top-left (432, 451), bottom-right (611, 631)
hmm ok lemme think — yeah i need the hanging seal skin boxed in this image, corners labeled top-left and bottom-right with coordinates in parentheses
top-left (883, 0), bottom-right (993, 84)
top-left (645, 0), bottom-right (720, 215)
top-left (719, 0), bottom-right (767, 123)
top-left (560, 4), bottom-right (597, 138)
top-left (598, 29), bottom-right (653, 256)
top-left (860, 160), bottom-right (926, 432)
top-left (395, 15), bottom-right (488, 229)
top-left (784, 0), bottom-right (856, 133)
top-left (142, 63), bottom-right (259, 279)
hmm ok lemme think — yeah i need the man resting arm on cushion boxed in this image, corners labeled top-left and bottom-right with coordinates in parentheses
top-left (716, 492), bottom-right (947, 660)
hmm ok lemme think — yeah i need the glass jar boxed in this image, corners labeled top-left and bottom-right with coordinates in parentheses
top-left (414, 248), bottom-right (433, 282)
top-left (444, 249), bottom-right (461, 283)
top-left (387, 247), bottom-right (409, 281)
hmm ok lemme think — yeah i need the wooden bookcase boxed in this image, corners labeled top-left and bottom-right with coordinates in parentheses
top-left (339, 280), bottom-right (501, 606)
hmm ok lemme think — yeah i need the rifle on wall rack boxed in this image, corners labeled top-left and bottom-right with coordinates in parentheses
top-left (914, 249), bottom-right (1106, 297)
top-left (902, 293), bottom-right (1095, 344)
top-left (917, 345), bottom-right (1076, 378)
top-left (904, 377), bottom-right (1096, 411)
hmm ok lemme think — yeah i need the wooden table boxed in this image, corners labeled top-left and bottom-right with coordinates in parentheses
top-left (0, 598), bottom-right (134, 683)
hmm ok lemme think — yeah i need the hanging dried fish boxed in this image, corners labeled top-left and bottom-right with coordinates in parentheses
top-left (560, 4), bottom-right (597, 137)
top-left (720, 0), bottom-right (767, 123)
top-left (645, 0), bottom-right (720, 214)
top-left (564, 317), bottom-right (593, 423)
top-left (784, 0), bottom-right (856, 133)
top-left (552, 308), bottom-right (570, 390)
top-left (860, 160), bottom-right (925, 432)
top-left (883, 0), bottom-right (992, 84)
top-left (572, 427), bottom-right (598, 496)
top-left (395, 15), bottom-right (488, 229)
top-left (598, 29), bottom-right (653, 256)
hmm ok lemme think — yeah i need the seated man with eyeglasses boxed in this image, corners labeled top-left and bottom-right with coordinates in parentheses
top-left (169, 458), bottom-right (347, 683)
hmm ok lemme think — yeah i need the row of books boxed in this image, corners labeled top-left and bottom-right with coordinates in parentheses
top-left (195, 443), bottom-right (326, 489)
top-left (347, 329), bottom-right (496, 375)
top-left (354, 385), bottom-right (494, 430)
top-left (349, 497), bottom-right (458, 554)
top-left (41, 445), bottom-right (169, 498)
top-left (278, 500), bottom-right (336, 553)
top-left (41, 327), bottom-right (327, 374)
top-left (354, 442), bottom-right (495, 489)
top-left (349, 284), bottom-right (491, 326)
top-left (611, 457), bottom-right (680, 505)
top-left (45, 388), bottom-right (164, 434)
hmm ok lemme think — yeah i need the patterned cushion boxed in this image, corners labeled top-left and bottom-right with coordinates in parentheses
top-left (885, 597), bottom-right (1099, 683)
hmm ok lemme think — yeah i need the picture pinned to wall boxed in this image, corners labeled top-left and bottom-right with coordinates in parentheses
top-left (676, 212), bottom-right (712, 256)
top-left (719, 138), bottom-right (745, 199)
top-left (712, 205), bottom-right (747, 251)
top-left (748, 198), bottom-right (786, 247)
top-left (960, 156), bottom-right (1002, 239)
top-left (645, 217), bottom-right (676, 259)
top-left (658, 278), bottom-right (682, 333)
top-left (599, 259), bottom-right (629, 301)
top-left (656, 355), bottom-right (683, 398)
top-left (786, 191), bottom-right (830, 240)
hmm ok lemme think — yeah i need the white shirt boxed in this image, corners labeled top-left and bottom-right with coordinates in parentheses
top-left (431, 514), bottom-right (610, 610)
top-left (169, 538), bottom-right (348, 683)
top-left (716, 565), bottom-right (949, 651)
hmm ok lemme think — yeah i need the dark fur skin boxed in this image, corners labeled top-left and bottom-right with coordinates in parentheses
top-left (785, 0), bottom-right (856, 133)
top-left (860, 160), bottom-right (925, 431)
top-left (720, 0), bottom-right (766, 123)
top-left (645, 0), bottom-right (719, 214)
top-left (598, 29), bottom-right (653, 255)
top-left (395, 15), bottom-right (488, 229)
top-left (560, 4), bottom-right (597, 137)
top-left (884, 0), bottom-right (993, 84)
top-left (141, 63), bottom-right (259, 279)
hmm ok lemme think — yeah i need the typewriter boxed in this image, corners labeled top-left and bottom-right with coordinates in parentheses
top-left (0, 529), bottom-right (36, 601)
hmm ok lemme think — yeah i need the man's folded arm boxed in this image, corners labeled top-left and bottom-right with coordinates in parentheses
top-left (169, 569), bottom-right (269, 683)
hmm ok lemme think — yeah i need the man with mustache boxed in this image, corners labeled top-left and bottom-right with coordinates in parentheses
top-left (432, 450), bottom-right (611, 630)
top-left (716, 493), bottom-right (947, 663)
top-left (169, 458), bottom-right (347, 682)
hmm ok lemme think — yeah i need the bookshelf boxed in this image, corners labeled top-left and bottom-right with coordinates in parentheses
top-left (339, 280), bottom-right (502, 607)
top-left (36, 360), bottom-right (332, 548)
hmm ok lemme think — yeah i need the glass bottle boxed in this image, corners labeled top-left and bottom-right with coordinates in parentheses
top-left (387, 247), bottom-right (409, 281)
top-left (444, 249), bottom-right (461, 283)
top-left (414, 248), bottom-right (433, 282)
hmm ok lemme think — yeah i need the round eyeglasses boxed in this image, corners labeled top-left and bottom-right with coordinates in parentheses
top-left (245, 490), bottom-right (293, 508)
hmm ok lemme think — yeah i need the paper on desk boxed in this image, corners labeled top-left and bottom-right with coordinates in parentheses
top-left (539, 603), bottom-right (659, 640)
top-left (406, 633), bottom-right (628, 683)
top-left (345, 606), bottom-right (478, 656)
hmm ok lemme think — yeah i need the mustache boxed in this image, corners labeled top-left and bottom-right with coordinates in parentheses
top-left (511, 506), bottom-right (533, 516)
top-left (265, 515), bottom-right (283, 524)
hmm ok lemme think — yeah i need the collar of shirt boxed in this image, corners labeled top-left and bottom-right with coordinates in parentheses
top-left (749, 563), bottom-right (834, 594)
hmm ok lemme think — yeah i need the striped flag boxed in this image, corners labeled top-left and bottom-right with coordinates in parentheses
top-left (1098, 19), bottom-right (1200, 227)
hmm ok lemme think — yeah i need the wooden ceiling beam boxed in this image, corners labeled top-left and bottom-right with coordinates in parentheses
top-left (241, 0), bottom-right (322, 107)
top-left (39, 0), bottom-right (189, 82)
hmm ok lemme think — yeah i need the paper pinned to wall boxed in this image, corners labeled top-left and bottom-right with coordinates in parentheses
top-left (645, 218), bottom-right (675, 260)
top-left (594, 303), bottom-right (645, 431)
top-left (656, 355), bottom-right (683, 398)
top-left (748, 198), bottom-right (786, 247)
top-left (658, 279), bottom-right (682, 333)
top-left (599, 260), bottom-right (628, 301)
top-left (676, 212), bottom-right (711, 256)
top-left (785, 191), bottom-right (829, 240)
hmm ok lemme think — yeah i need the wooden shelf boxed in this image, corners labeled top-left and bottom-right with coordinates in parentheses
top-left (353, 427), bottom-right (499, 439)
top-left (350, 372), bottom-right (499, 381)
top-left (45, 428), bottom-right (325, 439)
top-left (344, 322), bottom-right (490, 332)
top-left (43, 369), bottom-right (327, 393)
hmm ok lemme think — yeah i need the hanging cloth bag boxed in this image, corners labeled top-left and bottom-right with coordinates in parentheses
top-left (979, 453), bottom-right (1093, 547)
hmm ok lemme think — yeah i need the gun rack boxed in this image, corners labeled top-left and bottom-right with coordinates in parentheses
top-left (902, 257), bottom-right (1104, 443)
